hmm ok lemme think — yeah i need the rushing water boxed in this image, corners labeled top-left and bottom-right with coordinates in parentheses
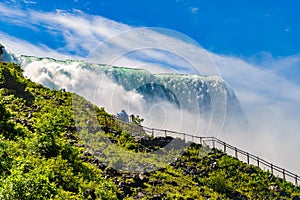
top-left (1, 46), bottom-right (244, 136)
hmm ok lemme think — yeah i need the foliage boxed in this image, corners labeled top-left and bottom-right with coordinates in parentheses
top-left (0, 62), bottom-right (119, 199)
top-left (0, 62), bottom-right (299, 199)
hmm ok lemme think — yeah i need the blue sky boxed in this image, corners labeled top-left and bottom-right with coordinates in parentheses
top-left (1, 0), bottom-right (300, 84)
top-left (85, 0), bottom-right (299, 57)
top-left (1, 0), bottom-right (299, 58)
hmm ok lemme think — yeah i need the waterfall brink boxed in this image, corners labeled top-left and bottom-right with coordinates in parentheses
top-left (2, 48), bottom-right (246, 135)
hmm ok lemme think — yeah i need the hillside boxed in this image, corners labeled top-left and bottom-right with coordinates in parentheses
top-left (0, 62), bottom-right (300, 199)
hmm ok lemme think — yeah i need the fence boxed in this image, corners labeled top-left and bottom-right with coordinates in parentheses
top-left (203, 137), bottom-right (299, 186)
top-left (102, 115), bottom-right (300, 186)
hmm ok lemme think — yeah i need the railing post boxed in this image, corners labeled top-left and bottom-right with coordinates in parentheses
top-left (212, 140), bottom-right (215, 149)
top-left (223, 143), bottom-right (226, 153)
top-left (295, 175), bottom-right (298, 186)
top-left (257, 157), bottom-right (260, 167)
top-left (164, 130), bottom-right (167, 137)
top-left (200, 137), bottom-right (202, 146)
top-left (183, 133), bottom-right (185, 142)
top-left (152, 128), bottom-right (154, 137)
top-left (270, 164), bottom-right (273, 175)
top-left (283, 169), bottom-right (286, 180)
top-left (235, 147), bottom-right (238, 158)
top-left (247, 153), bottom-right (249, 165)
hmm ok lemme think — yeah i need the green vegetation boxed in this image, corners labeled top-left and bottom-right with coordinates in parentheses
top-left (0, 62), bottom-right (119, 199)
top-left (0, 62), bottom-right (299, 199)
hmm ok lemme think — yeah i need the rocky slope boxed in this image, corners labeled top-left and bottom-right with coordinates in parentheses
top-left (0, 62), bottom-right (299, 199)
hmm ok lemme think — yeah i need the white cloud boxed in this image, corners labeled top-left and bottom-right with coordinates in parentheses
top-left (0, 3), bottom-right (131, 56)
top-left (0, 3), bottom-right (26, 18)
top-left (86, 27), bottom-right (220, 76)
top-left (0, 31), bottom-right (82, 60)
top-left (250, 53), bottom-right (300, 85)
top-left (190, 7), bottom-right (199, 13)
top-left (0, 4), bottom-right (217, 75)
top-left (0, 2), bottom-right (219, 74)
top-left (212, 54), bottom-right (300, 173)
top-left (23, 0), bottom-right (36, 4)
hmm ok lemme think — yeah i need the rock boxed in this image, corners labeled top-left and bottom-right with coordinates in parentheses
top-left (83, 150), bottom-right (92, 157)
top-left (27, 113), bottom-right (32, 119)
top-left (67, 125), bottom-right (77, 131)
top-left (268, 174), bottom-right (276, 182)
top-left (135, 192), bottom-right (146, 199)
top-left (118, 182), bottom-right (132, 196)
top-left (247, 167), bottom-right (256, 175)
top-left (81, 156), bottom-right (88, 162)
top-left (279, 190), bottom-right (290, 197)
top-left (85, 188), bottom-right (96, 199)
top-left (269, 184), bottom-right (279, 192)
top-left (139, 173), bottom-right (148, 181)
top-left (151, 194), bottom-right (164, 200)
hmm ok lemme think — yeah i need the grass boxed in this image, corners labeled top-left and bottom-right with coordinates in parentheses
top-left (0, 62), bottom-right (299, 199)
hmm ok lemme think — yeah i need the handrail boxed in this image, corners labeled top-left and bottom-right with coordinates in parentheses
top-left (98, 115), bottom-right (300, 186)
top-left (208, 137), bottom-right (299, 184)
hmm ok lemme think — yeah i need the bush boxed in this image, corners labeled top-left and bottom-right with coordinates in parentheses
top-left (206, 170), bottom-right (232, 194)
top-left (0, 168), bottom-right (58, 200)
top-left (31, 109), bottom-right (69, 158)
top-left (0, 101), bottom-right (20, 140)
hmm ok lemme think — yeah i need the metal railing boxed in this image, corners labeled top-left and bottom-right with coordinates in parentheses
top-left (100, 115), bottom-right (300, 186)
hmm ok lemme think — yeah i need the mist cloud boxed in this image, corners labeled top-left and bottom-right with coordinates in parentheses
top-left (213, 54), bottom-right (300, 173)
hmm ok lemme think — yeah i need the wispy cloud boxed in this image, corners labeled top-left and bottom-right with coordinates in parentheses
top-left (0, 3), bottom-right (218, 74)
top-left (0, 3), bottom-right (131, 56)
top-left (248, 53), bottom-right (300, 85)
top-left (190, 7), bottom-right (199, 14)
top-left (0, 3), bottom-right (26, 18)
top-left (0, 31), bottom-right (82, 60)
top-left (23, 0), bottom-right (36, 4)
